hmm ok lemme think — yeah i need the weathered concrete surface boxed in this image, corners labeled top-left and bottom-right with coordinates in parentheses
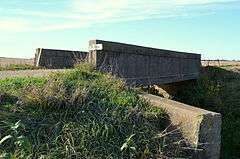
top-left (140, 93), bottom-right (221, 159)
top-left (35, 48), bottom-right (88, 69)
top-left (0, 57), bottom-right (34, 67)
top-left (88, 40), bottom-right (201, 86)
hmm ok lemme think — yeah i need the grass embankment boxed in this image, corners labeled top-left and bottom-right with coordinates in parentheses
top-left (0, 64), bottom-right (175, 158)
top-left (174, 66), bottom-right (240, 159)
top-left (0, 64), bottom-right (39, 71)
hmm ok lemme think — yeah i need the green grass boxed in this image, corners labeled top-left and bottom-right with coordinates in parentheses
top-left (0, 64), bottom-right (176, 158)
top-left (174, 66), bottom-right (240, 159)
top-left (0, 64), bottom-right (39, 71)
top-left (0, 77), bottom-right (46, 95)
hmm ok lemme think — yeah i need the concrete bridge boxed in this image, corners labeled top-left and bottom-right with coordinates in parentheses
top-left (88, 40), bottom-right (201, 86)
top-left (2, 40), bottom-right (220, 159)
top-left (35, 40), bottom-right (201, 86)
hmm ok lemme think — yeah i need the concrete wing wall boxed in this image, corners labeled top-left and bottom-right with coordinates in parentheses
top-left (89, 40), bottom-right (201, 86)
top-left (35, 48), bottom-right (88, 69)
top-left (140, 93), bottom-right (221, 159)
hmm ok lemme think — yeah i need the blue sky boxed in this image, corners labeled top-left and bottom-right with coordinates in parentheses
top-left (0, 0), bottom-right (240, 60)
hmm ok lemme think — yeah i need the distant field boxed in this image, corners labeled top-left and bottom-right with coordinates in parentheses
top-left (202, 60), bottom-right (240, 66)
top-left (1, 57), bottom-right (240, 68)
top-left (0, 57), bottom-right (34, 67)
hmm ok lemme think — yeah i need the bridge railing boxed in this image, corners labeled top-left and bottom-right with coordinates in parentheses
top-left (88, 39), bottom-right (201, 86)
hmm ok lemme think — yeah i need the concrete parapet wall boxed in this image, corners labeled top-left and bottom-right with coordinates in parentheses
top-left (0, 57), bottom-right (34, 67)
top-left (35, 48), bottom-right (88, 69)
top-left (89, 40), bottom-right (201, 86)
top-left (140, 93), bottom-right (221, 159)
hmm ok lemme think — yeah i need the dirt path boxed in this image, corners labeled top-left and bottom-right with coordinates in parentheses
top-left (0, 69), bottom-right (66, 79)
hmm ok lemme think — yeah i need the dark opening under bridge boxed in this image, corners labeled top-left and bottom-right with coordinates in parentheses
top-left (35, 40), bottom-right (201, 86)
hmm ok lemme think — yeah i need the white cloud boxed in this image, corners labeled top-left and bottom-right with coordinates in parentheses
top-left (0, 19), bottom-right (29, 32)
top-left (174, 0), bottom-right (238, 5)
top-left (32, 21), bottom-right (90, 31)
top-left (0, 0), bottom-right (239, 32)
top-left (69, 0), bottom-right (239, 25)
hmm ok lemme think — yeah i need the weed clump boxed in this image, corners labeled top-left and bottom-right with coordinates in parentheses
top-left (0, 64), bottom-right (172, 158)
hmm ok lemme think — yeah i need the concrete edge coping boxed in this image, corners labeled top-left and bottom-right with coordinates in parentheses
top-left (89, 39), bottom-right (201, 58)
top-left (140, 93), bottom-right (220, 116)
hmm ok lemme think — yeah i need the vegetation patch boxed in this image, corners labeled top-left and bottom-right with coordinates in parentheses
top-left (0, 64), bottom-right (185, 158)
top-left (174, 66), bottom-right (240, 158)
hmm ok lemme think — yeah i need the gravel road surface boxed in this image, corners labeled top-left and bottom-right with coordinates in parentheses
top-left (0, 69), bottom-right (66, 79)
